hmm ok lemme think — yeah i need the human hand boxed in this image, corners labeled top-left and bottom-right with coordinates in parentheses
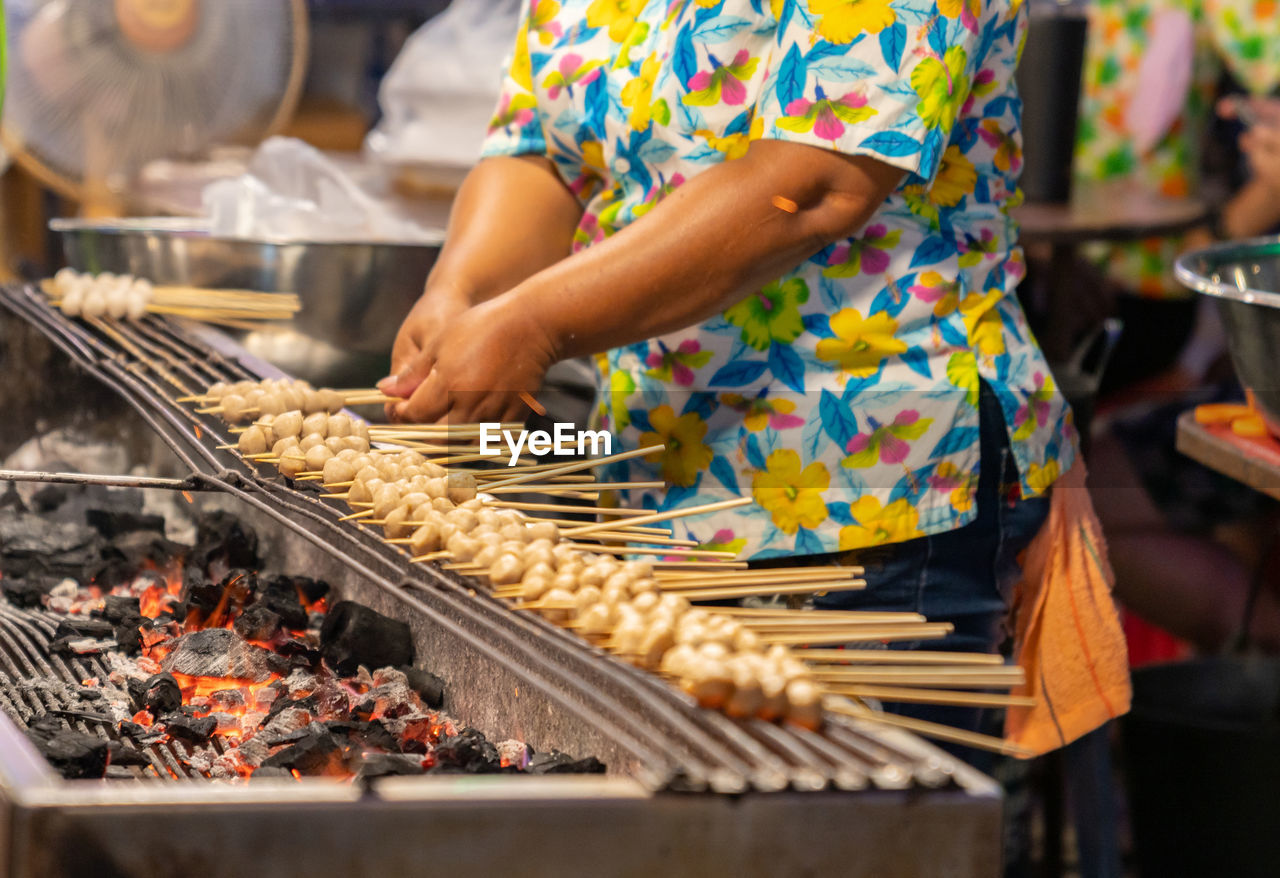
top-left (378, 284), bottom-right (471, 411)
top-left (1219, 97), bottom-right (1280, 195)
top-left (385, 296), bottom-right (560, 424)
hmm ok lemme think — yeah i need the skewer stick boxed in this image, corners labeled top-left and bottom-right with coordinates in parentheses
top-left (559, 543), bottom-right (739, 558)
top-left (831, 686), bottom-right (1035, 708)
top-left (479, 444), bottom-right (664, 492)
top-left (647, 559), bottom-right (749, 569)
top-left (562, 497), bottom-right (752, 538)
top-left (576, 532), bottom-right (700, 547)
top-left (674, 579), bottom-right (868, 601)
top-left (484, 481), bottom-right (664, 495)
top-left (798, 648), bottom-right (1006, 665)
top-left (756, 624), bottom-right (953, 645)
top-left (484, 500), bottom-right (661, 517)
top-left (656, 566), bottom-right (863, 582)
top-left (824, 697), bottom-right (1033, 757)
top-left (654, 568), bottom-right (862, 586)
top-left (710, 607), bottom-right (917, 622)
top-left (739, 615), bottom-right (928, 630)
top-left (813, 667), bottom-right (1023, 687)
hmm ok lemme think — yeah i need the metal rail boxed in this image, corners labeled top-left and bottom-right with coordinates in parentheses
top-left (0, 469), bottom-right (211, 492)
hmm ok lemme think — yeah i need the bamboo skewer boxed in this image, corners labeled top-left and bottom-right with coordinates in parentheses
top-left (477, 444), bottom-right (663, 491)
top-left (654, 569), bottom-right (862, 587)
top-left (738, 615), bottom-right (928, 630)
top-left (484, 481), bottom-right (665, 495)
top-left (484, 500), bottom-right (663, 517)
top-left (835, 686), bottom-right (1035, 708)
top-left (709, 607), bottom-right (913, 622)
top-left (755, 624), bottom-right (953, 645)
top-left (636, 580), bottom-right (869, 602)
top-left (798, 648), bottom-right (1006, 665)
top-left (562, 497), bottom-right (752, 538)
top-left (825, 697), bottom-right (1032, 757)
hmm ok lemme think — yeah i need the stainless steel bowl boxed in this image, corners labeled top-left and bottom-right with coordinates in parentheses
top-left (1175, 236), bottom-right (1280, 434)
top-left (50, 218), bottom-right (444, 387)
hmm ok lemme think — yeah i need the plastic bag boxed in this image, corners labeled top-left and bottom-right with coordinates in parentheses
top-left (364, 0), bottom-right (522, 167)
top-left (201, 137), bottom-right (436, 242)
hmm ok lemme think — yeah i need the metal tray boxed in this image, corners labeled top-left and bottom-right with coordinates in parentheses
top-left (1175, 237), bottom-right (1280, 434)
top-left (50, 218), bottom-right (445, 387)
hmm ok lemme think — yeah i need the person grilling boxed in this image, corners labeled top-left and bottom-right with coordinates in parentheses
top-left (379, 0), bottom-right (1126, 752)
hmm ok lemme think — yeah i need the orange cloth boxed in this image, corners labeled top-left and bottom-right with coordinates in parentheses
top-left (1005, 461), bottom-right (1131, 756)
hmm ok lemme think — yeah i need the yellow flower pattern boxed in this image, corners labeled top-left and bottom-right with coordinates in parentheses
top-left (751, 450), bottom-right (831, 534)
top-left (482, 0), bottom-right (1075, 557)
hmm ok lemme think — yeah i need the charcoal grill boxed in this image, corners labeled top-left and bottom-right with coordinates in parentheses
top-left (0, 282), bottom-right (1002, 877)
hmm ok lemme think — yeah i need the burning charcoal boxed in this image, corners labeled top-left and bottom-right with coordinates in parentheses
top-left (114, 614), bottom-right (146, 656)
top-left (254, 578), bottom-right (308, 630)
top-left (262, 703), bottom-right (316, 736)
top-left (27, 715), bottom-right (65, 739)
top-left (261, 728), bottom-right (353, 776)
top-left (1, 576), bottom-right (54, 609)
top-left (357, 753), bottom-right (425, 779)
top-left (234, 605), bottom-right (282, 642)
top-left (208, 688), bottom-right (247, 714)
top-left (86, 557), bottom-right (141, 591)
top-left (276, 637), bottom-right (322, 667)
top-left (496, 740), bottom-right (531, 771)
top-left (54, 617), bottom-right (115, 639)
top-left (117, 721), bottom-right (148, 739)
top-left (49, 635), bottom-right (110, 657)
top-left (107, 741), bottom-right (152, 767)
top-left (326, 719), bottom-right (399, 753)
top-left (0, 511), bottom-right (100, 578)
top-left (527, 751), bottom-right (607, 775)
top-left (165, 715), bottom-right (217, 745)
top-left (98, 595), bottom-right (141, 623)
top-left (27, 727), bottom-right (109, 779)
top-left (319, 601), bottom-right (414, 675)
top-left (429, 728), bottom-right (504, 774)
top-left (161, 629), bottom-right (282, 682)
top-left (399, 666), bottom-right (445, 709)
top-left (86, 509), bottom-right (165, 540)
top-left (132, 673), bottom-right (182, 715)
top-left (192, 512), bottom-right (259, 573)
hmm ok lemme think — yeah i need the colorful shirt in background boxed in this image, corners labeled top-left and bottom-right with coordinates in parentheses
top-left (1073, 0), bottom-right (1280, 298)
top-left (482, 0), bottom-right (1076, 559)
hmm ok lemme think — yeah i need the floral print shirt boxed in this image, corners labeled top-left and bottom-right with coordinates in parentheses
top-left (482, 0), bottom-right (1076, 559)
top-left (1074, 0), bottom-right (1280, 298)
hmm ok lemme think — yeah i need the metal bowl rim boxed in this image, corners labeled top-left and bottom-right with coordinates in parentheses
top-left (49, 217), bottom-right (447, 250)
top-left (1174, 235), bottom-right (1280, 309)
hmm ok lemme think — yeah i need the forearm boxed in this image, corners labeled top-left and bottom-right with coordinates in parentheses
top-left (1219, 178), bottom-right (1280, 239)
top-left (506, 140), bottom-right (905, 359)
top-left (424, 155), bottom-right (583, 306)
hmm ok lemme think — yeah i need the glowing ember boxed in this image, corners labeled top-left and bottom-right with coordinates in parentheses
top-left (3, 507), bottom-right (604, 783)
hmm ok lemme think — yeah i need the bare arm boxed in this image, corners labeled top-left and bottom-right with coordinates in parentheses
top-left (390, 139), bottom-right (906, 423)
top-left (382, 155), bottom-right (583, 392)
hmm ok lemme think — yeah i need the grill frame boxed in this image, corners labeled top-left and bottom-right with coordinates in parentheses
top-left (0, 282), bottom-right (1003, 876)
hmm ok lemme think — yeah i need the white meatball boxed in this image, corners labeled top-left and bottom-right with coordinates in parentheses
top-left (81, 286), bottom-right (108, 318)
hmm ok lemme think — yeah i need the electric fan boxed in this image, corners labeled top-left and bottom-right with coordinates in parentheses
top-left (1, 0), bottom-right (308, 204)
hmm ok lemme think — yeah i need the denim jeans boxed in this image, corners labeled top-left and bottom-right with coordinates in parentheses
top-left (813, 380), bottom-right (1051, 751)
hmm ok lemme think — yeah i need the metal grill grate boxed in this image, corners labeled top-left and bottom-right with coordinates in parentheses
top-left (0, 282), bottom-right (966, 794)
